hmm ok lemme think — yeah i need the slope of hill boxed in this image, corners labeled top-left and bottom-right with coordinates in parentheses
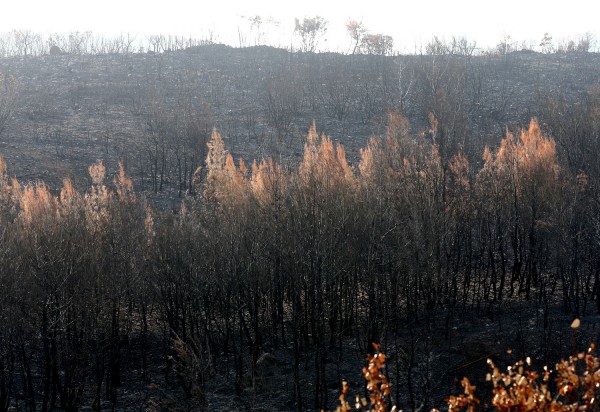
top-left (0, 45), bottom-right (598, 207)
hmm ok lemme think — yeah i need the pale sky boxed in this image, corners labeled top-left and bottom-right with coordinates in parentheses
top-left (2, 0), bottom-right (599, 52)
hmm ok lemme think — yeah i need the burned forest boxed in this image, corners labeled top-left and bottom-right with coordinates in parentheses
top-left (0, 36), bottom-right (599, 411)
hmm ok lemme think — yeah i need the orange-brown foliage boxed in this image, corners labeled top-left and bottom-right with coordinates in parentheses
top-left (456, 345), bottom-right (600, 412)
top-left (299, 122), bottom-right (354, 190)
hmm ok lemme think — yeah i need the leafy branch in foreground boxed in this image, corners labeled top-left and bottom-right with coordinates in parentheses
top-left (337, 343), bottom-right (396, 412)
top-left (447, 343), bottom-right (600, 411)
top-left (339, 343), bottom-right (600, 411)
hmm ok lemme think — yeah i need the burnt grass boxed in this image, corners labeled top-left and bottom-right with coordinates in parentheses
top-left (1, 46), bottom-right (600, 410)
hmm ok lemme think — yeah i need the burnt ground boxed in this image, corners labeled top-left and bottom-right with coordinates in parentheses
top-left (80, 296), bottom-right (600, 411)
